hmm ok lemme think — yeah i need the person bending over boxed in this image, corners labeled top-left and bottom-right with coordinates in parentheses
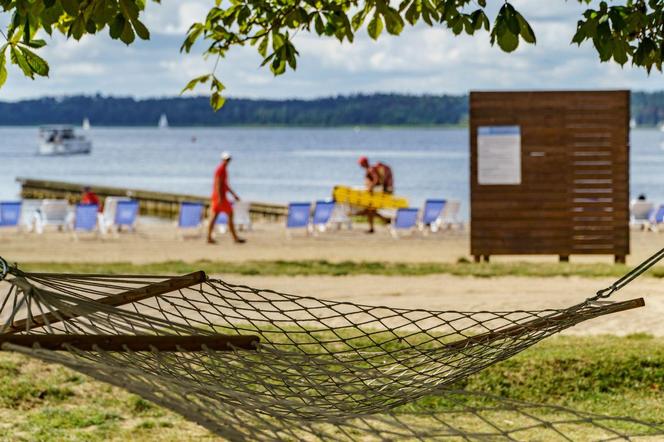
top-left (207, 152), bottom-right (246, 244)
top-left (358, 156), bottom-right (394, 233)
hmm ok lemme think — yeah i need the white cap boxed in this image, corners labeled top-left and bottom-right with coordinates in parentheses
top-left (221, 151), bottom-right (232, 160)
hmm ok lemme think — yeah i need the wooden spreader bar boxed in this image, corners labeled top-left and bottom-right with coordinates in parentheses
top-left (445, 297), bottom-right (645, 350)
top-left (0, 334), bottom-right (259, 352)
top-left (4, 271), bottom-right (206, 334)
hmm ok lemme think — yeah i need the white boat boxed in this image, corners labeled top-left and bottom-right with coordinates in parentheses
top-left (158, 113), bottom-right (169, 129)
top-left (38, 126), bottom-right (92, 156)
top-left (629, 118), bottom-right (636, 129)
top-left (82, 118), bottom-right (91, 130)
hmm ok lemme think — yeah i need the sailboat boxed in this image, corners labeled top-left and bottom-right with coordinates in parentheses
top-left (629, 118), bottom-right (636, 129)
top-left (82, 118), bottom-right (91, 131)
top-left (158, 113), bottom-right (169, 129)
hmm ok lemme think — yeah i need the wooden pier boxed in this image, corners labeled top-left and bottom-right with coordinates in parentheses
top-left (16, 177), bottom-right (288, 221)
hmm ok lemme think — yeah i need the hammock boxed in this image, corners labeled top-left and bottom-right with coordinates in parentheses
top-left (0, 252), bottom-right (663, 441)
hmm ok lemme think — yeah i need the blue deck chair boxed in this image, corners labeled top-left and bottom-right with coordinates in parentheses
top-left (286, 202), bottom-right (311, 238)
top-left (71, 204), bottom-right (99, 240)
top-left (419, 199), bottom-right (446, 233)
top-left (178, 202), bottom-right (204, 239)
top-left (649, 204), bottom-right (664, 232)
top-left (114, 200), bottom-right (140, 233)
top-left (0, 201), bottom-right (21, 230)
top-left (310, 200), bottom-right (336, 233)
top-left (390, 208), bottom-right (419, 238)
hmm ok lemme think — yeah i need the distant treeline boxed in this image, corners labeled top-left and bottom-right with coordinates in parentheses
top-left (0, 92), bottom-right (663, 127)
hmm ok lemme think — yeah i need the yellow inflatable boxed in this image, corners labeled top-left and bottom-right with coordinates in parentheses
top-left (333, 185), bottom-right (409, 209)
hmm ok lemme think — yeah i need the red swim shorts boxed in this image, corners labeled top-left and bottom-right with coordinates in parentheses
top-left (211, 199), bottom-right (233, 215)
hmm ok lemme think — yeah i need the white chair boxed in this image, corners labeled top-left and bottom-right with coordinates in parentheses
top-left (436, 199), bottom-right (463, 230)
top-left (217, 201), bottom-right (252, 234)
top-left (99, 196), bottom-right (131, 234)
top-left (630, 200), bottom-right (654, 230)
top-left (35, 199), bottom-right (70, 234)
top-left (19, 199), bottom-right (42, 232)
top-left (328, 203), bottom-right (353, 231)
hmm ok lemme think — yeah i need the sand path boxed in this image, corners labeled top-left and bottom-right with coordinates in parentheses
top-left (2, 223), bottom-right (664, 265)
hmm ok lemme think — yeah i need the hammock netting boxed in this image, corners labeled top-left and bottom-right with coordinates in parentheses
top-left (0, 256), bottom-right (662, 441)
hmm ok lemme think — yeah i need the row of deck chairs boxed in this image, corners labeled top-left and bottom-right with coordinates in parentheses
top-left (0, 198), bottom-right (140, 239)
top-left (630, 200), bottom-right (664, 232)
top-left (285, 199), bottom-right (462, 238)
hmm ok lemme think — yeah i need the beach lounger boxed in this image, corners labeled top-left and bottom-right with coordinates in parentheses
top-left (19, 199), bottom-right (42, 232)
top-left (390, 208), bottom-right (419, 238)
top-left (216, 201), bottom-right (252, 234)
top-left (328, 203), bottom-right (353, 230)
top-left (309, 200), bottom-right (336, 233)
top-left (70, 204), bottom-right (99, 240)
top-left (106, 200), bottom-right (140, 235)
top-left (35, 199), bottom-right (70, 234)
top-left (0, 201), bottom-right (21, 231)
top-left (177, 202), bottom-right (204, 239)
top-left (437, 199), bottom-right (463, 230)
top-left (630, 200), bottom-right (654, 230)
top-left (99, 196), bottom-right (132, 234)
top-left (419, 199), bottom-right (446, 233)
top-left (286, 202), bottom-right (311, 238)
top-left (649, 204), bottom-right (664, 232)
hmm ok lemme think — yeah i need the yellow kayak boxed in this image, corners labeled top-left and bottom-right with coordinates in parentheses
top-left (333, 185), bottom-right (409, 209)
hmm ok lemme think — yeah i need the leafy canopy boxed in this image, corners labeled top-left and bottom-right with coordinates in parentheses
top-left (1, 0), bottom-right (663, 110)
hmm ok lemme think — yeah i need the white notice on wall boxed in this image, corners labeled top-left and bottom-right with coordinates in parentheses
top-left (477, 125), bottom-right (521, 185)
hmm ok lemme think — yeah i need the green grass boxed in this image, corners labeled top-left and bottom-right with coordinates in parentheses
top-left (16, 259), bottom-right (664, 278)
top-left (0, 335), bottom-right (662, 440)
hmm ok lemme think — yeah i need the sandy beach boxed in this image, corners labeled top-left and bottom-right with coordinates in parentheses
top-left (2, 221), bottom-right (664, 265)
top-left (2, 224), bottom-right (664, 336)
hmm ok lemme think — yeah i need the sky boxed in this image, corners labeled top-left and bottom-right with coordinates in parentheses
top-left (1, 0), bottom-right (663, 100)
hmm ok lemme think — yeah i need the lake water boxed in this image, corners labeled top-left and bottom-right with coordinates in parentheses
top-left (1, 127), bottom-right (664, 220)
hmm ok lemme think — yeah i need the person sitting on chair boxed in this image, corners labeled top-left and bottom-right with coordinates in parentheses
top-left (81, 186), bottom-right (102, 212)
top-left (358, 156), bottom-right (394, 234)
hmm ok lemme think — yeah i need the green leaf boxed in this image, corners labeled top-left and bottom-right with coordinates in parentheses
top-left (210, 92), bottom-right (225, 111)
top-left (383, 8), bottom-right (403, 35)
top-left (10, 46), bottom-right (33, 78)
top-left (26, 39), bottom-right (47, 49)
top-left (20, 46), bottom-right (49, 77)
top-left (0, 50), bottom-right (7, 88)
top-left (60, 0), bottom-right (79, 16)
top-left (367, 14), bottom-right (383, 40)
top-left (110, 14), bottom-right (125, 39)
top-left (120, 20), bottom-right (135, 44)
top-left (132, 19), bottom-right (150, 40)
top-left (180, 74), bottom-right (210, 94)
top-left (516, 13), bottom-right (536, 44)
top-left (497, 30), bottom-right (519, 52)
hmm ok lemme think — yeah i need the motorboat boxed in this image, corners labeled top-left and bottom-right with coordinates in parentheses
top-left (38, 126), bottom-right (92, 156)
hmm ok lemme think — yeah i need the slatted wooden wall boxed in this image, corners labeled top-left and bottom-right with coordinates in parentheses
top-left (470, 91), bottom-right (629, 263)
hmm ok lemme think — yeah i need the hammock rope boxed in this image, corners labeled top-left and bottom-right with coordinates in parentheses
top-left (0, 252), bottom-right (663, 440)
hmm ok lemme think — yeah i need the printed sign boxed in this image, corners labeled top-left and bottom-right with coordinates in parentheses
top-left (477, 125), bottom-right (521, 185)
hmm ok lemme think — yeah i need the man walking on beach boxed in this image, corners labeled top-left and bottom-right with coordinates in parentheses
top-left (358, 156), bottom-right (394, 233)
top-left (208, 152), bottom-right (246, 244)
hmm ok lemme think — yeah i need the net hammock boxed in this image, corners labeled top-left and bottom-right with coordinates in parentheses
top-left (0, 251), bottom-right (663, 441)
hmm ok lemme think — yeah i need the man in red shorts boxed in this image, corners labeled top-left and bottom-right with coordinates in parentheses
top-left (207, 152), bottom-right (246, 244)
